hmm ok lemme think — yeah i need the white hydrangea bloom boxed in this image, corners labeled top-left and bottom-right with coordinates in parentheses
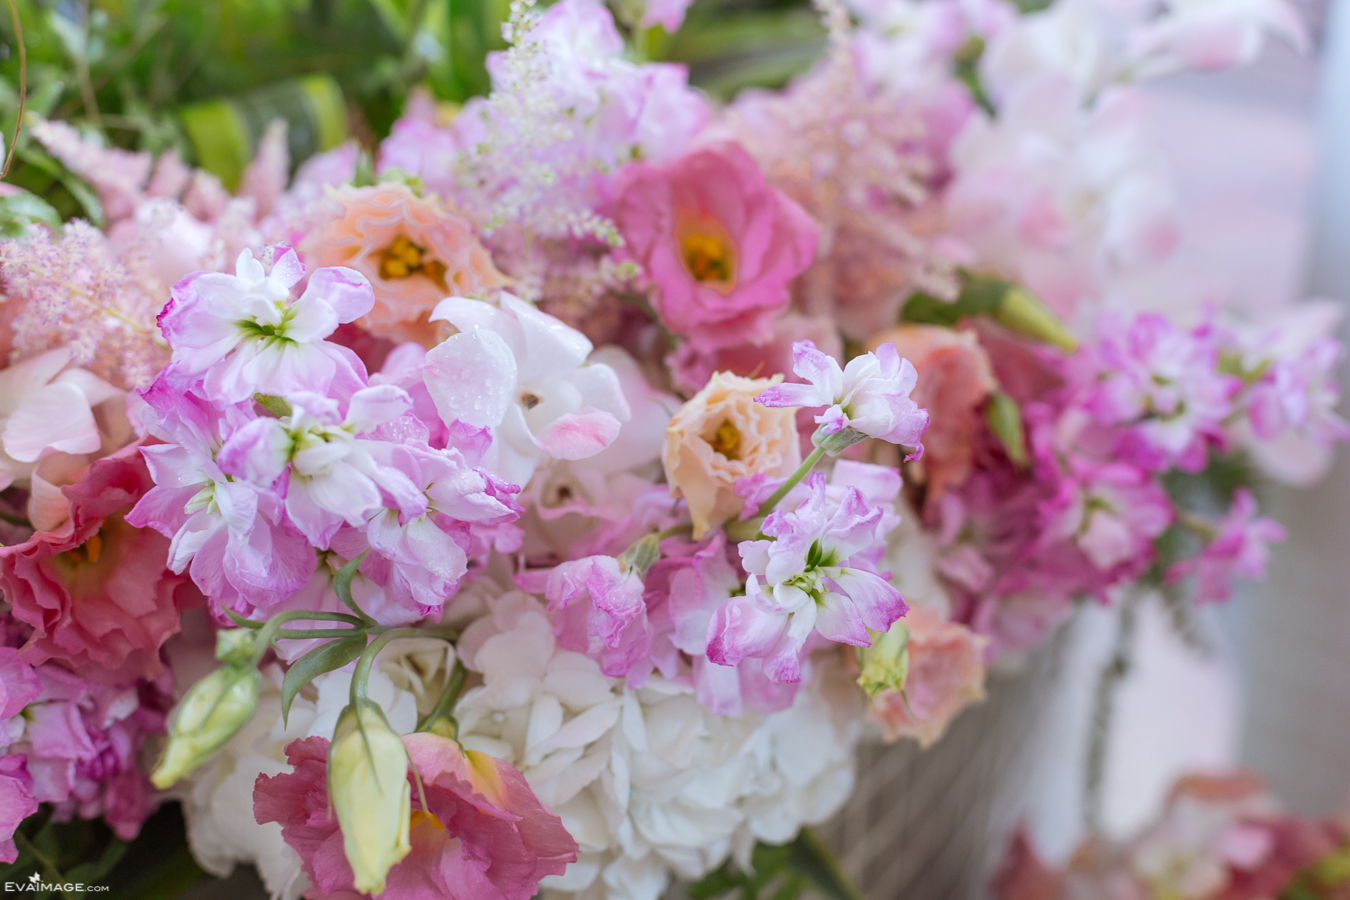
top-left (452, 588), bottom-right (863, 900)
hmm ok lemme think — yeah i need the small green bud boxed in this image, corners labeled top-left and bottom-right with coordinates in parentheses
top-left (992, 286), bottom-right (1078, 353)
top-left (329, 701), bottom-right (412, 895)
top-left (814, 426), bottom-right (869, 456)
top-left (214, 628), bottom-right (258, 664)
top-left (857, 621), bottom-right (910, 697)
top-left (152, 664), bottom-right (261, 788)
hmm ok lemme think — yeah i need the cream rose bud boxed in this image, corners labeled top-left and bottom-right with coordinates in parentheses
top-left (327, 700), bottom-right (412, 896)
top-left (662, 371), bottom-right (802, 539)
top-left (152, 663), bottom-right (261, 789)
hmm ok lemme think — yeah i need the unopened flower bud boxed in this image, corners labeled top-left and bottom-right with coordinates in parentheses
top-left (814, 425), bottom-right (869, 456)
top-left (328, 700), bottom-right (411, 895)
top-left (857, 620), bottom-right (910, 697)
top-left (151, 664), bottom-right (261, 788)
top-left (214, 628), bottom-right (257, 664)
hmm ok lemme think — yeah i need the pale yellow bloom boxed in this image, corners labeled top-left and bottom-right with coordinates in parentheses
top-left (328, 700), bottom-right (412, 895)
top-left (151, 664), bottom-right (261, 788)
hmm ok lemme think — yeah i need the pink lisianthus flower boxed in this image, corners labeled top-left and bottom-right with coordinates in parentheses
top-left (708, 474), bottom-right (907, 684)
top-left (424, 294), bottom-right (631, 488)
top-left (1038, 460), bottom-right (1173, 572)
top-left (611, 142), bottom-right (817, 351)
top-left (0, 754), bottom-right (37, 863)
top-left (0, 452), bottom-right (198, 682)
top-left (1085, 313), bottom-right (1240, 473)
top-left (254, 733), bottom-right (578, 900)
top-left (1166, 489), bottom-right (1285, 604)
top-left (127, 380), bottom-right (316, 616)
top-left (8, 664), bottom-right (166, 840)
top-left (756, 340), bottom-right (930, 454)
top-left (542, 555), bottom-right (652, 680)
top-left (157, 248), bottom-right (374, 405)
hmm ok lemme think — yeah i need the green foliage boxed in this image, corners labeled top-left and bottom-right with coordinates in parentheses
top-left (281, 633), bottom-right (368, 724)
top-left (4, 812), bottom-right (128, 899)
top-left (688, 830), bottom-right (863, 900)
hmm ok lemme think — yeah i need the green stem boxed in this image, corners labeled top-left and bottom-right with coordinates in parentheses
top-left (416, 660), bottom-right (468, 735)
top-left (655, 523), bottom-right (694, 541)
top-left (349, 628), bottom-right (435, 707)
top-left (758, 445), bottom-right (826, 520)
top-left (250, 610), bottom-right (365, 665)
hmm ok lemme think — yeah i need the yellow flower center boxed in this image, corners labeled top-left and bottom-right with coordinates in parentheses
top-left (676, 214), bottom-right (737, 292)
top-left (710, 420), bottom-right (741, 460)
top-left (409, 809), bottom-right (446, 831)
top-left (377, 235), bottom-right (448, 288)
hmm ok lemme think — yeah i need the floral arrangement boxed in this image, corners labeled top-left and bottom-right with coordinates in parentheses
top-left (995, 773), bottom-right (1350, 900)
top-left (0, 0), bottom-right (1341, 896)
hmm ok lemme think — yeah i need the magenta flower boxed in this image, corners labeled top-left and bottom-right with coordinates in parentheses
top-left (1167, 489), bottom-right (1286, 604)
top-left (707, 474), bottom-right (907, 684)
top-left (254, 733), bottom-right (578, 900)
top-left (157, 248), bottom-right (374, 404)
top-left (0, 754), bottom-right (37, 863)
top-left (756, 340), bottom-right (930, 454)
top-left (544, 555), bottom-right (652, 680)
top-left (1038, 460), bottom-right (1173, 572)
top-left (612, 142), bottom-right (817, 351)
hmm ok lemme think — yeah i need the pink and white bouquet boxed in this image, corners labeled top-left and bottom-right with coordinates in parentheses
top-left (0, 0), bottom-right (1340, 895)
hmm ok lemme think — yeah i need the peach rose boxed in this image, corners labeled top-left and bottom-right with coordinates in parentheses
top-left (871, 605), bottom-right (988, 747)
top-left (306, 184), bottom-right (507, 345)
top-left (868, 324), bottom-right (996, 503)
top-left (662, 372), bottom-right (801, 539)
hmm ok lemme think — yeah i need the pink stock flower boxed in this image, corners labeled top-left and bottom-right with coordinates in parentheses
top-left (1166, 489), bottom-right (1285, 604)
top-left (708, 474), bottom-right (906, 683)
top-left (1, 452), bottom-right (198, 682)
top-left (0, 755), bottom-right (37, 863)
top-left (158, 247), bottom-right (374, 405)
top-left (1085, 314), bottom-right (1240, 473)
top-left (867, 324), bottom-right (997, 500)
top-left (543, 555), bottom-right (652, 680)
top-left (126, 379), bottom-right (316, 616)
top-left (8, 664), bottom-right (166, 840)
top-left (1038, 460), bottom-right (1173, 572)
top-left (1245, 337), bottom-right (1350, 448)
top-left (868, 606), bottom-right (988, 747)
top-left (425, 294), bottom-right (631, 488)
top-left (612, 142), bottom-right (818, 351)
top-left (254, 733), bottom-right (578, 900)
top-left (756, 340), bottom-right (930, 453)
top-left (641, 0), bottom-right (694, 31)
top-left (377, 90), bottom-right (461, 199)
top-left (305, 184), bottom-right (508, 346)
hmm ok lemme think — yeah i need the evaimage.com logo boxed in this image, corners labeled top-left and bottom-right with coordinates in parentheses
top-left (3, 871), bottom-right (109, 893)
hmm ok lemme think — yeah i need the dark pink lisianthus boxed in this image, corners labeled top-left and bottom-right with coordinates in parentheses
top-left (254, 734), bottom-right (578, 900)
top-left (0, 450), bottom-right (200, 683)
top-left (612, 142), bottom-right (817, 351)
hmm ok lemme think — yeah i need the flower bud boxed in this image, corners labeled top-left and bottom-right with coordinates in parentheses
top-left (857, 620), bottom-right (910, 697)
top-left (214, 628), bottom-right (258, 664)
top-left (993, 286), bottom-right (1078, 353)
top-left (151, 664), bottom-right (261, 788)
top-left (328, 700), bottom-right (412, 895)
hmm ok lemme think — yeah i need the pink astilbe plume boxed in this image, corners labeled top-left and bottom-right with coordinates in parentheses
top-left (0, 221), bottom-right (169, 389)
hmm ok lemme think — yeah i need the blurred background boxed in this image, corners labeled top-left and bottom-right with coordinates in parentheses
top-left (3, 0), bottom-right (1350, 895)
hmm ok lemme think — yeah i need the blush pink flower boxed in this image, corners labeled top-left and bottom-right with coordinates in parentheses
top-left (0, 452), bottom-right (198, 683)
top-left (306, 184), bottom-right (508, 346)
top-left (612, 142), bottom-right (817, 351)
top-left (254, 733), bottom-right (578, 900)
top-left (868, 606), bottom-right (988, 747)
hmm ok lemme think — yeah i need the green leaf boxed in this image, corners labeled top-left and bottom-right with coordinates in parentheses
top-left (109, 845), bottom-right (208, 900)
top-left (688, 868), bottom-right (743, 899)
top-left (281, 635), bottom-right (368, 726)
top-left (787, 829), bottom-right (864, 900)
top-left (65, 838), bottom-right (128, 886)
top-left (0, 190), bottom-right (63, 239)
top-left (332, 551), bottom-right (373, 622)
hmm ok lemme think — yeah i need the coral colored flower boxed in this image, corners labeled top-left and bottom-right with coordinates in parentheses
top-left (709, 474), bottom-right (906, 684)
top-left (544, 555), bottom-right (651, 679)
top-left (158, 248), bottom-right (374, 405)
top-left (0, 452), bottom-right (196, 682)
top-left (425, 294), bottom-right (631, 488)
top-left (1166, 489), bottom-right (1285, 604)
top-left (254, 732), bottom-right (578, 900)
top-left (757, 340), bottom-right (930, 453)
top-left (866, 325), bottom-right (996, 499)
top-left (612, 142), bottom-right (817, 351)
top-left (868, 606), bottom-right (988, 747)
top-left (663, 372), bottom-right (802, 539)
top-left (306, 184), bottom-right (508, 346)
